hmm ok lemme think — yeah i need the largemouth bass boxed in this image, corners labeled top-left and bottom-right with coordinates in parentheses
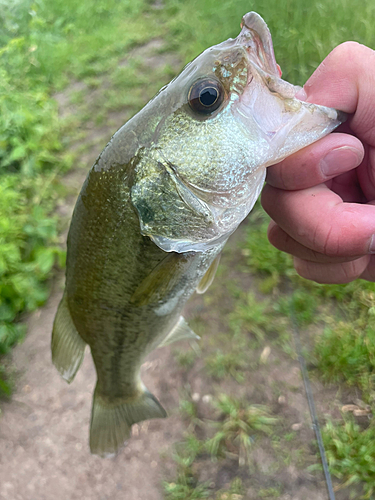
top-left (52, 12), bottom-right (344, 457)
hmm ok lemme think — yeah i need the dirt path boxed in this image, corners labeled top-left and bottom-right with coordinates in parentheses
top-left (0, 285), bottom-right (187, 500)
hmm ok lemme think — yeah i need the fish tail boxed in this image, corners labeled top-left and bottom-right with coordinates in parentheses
top-left (90, 386), bottom-right (167, 457)
top-left (51, 293), bottom-right (86, 383)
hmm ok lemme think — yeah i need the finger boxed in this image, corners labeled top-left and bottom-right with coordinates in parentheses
top-left (302, 42), bottom-right (375, 146)
top-left (293, 255), bottom-right (370, 284)
top-left (360, 256), bottom-right (375, 282)
top-left (267, 221), bottom-right (360, 263)
top-left (328, 169), bottom-right (366, 203)
top-left (261, 183), bottom-right (375, 257)
top-left (356, 145), bottom-right (375, 201)
top-left (266, 133), bottom-right (364, 190)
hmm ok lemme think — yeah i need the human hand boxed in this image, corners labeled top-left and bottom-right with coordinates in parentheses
top-left (261, 42), bottom-right (375, 284)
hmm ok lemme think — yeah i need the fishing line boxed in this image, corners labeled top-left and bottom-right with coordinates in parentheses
top-left (289, 301), bottom-right (336, 500)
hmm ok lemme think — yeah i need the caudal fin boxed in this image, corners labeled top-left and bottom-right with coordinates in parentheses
top-left (51, 293), bottom-right (86, 383)
top-left (90, 386), bottom-right (167, 457)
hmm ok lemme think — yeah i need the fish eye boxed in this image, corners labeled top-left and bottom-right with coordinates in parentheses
top-left (188, 78), bottom-right (225, 115)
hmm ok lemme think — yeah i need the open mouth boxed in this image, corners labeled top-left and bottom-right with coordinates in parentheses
top-left (236, 12), bottom-right (279, 77)
top-left (232, 13), bottom-right (344, 152)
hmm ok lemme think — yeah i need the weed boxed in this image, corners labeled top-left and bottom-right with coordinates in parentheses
top-left (243, 207), bottom-right (293, 285)
top-left (229, 292), bottom-right (271, 342)
top-left (164, 479), bottom-right (209, 500)
top-left (174, 434), bottom-right (205, 467)
top-left (164, 436), bottom-right (209, 500)
top-left (174, 349), bottom-right (198, 369)
top-left (323, 417), bottom-right (375, 499)
top-left (206, 395), bottom-right (278, 466)
top-left (0, 364), bottom-right (12, 398)
top-left (179, 397), bottom-right (203, 430)
top-left (215, 477), bottom-right (244, 499)
top-left (314, 320), bottom-right (375, 399)
top-left (205, 349), bottom-right (247, 383)
top-left (258, 487), bottom-right (282, 498)
top-left (276, 290), bottom-right (318, 327)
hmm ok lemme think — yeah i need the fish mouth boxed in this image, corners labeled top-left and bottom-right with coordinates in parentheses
top-left (231, 12), bottom-right (344, 163)
top-left (236, 12), bottom-right (280, 77)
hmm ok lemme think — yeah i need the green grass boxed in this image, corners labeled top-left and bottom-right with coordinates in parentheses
top-left (164, 435), bottom-right (209, 500)
top-left (206, 395), bottom-right (278, 467)
top-left (257, 487), bottom-right (282, 499)
top-left (174, 349), bottom-right (199, 369)
top-left (314, 320), bottom-right (375, 398)
top-left (322, 417), bottom-right (375, 499)
top-left (163, 0), bottom-right (375, 85)
top-left (214, 478), bottom-right (244, 500)
top-left (179, 396), bottom-right (204, 431)
top-left (0, 364), bottom-right (12, 398)
top-left (164, 478), bottom-right (209, 500)
top-left (205, 349), bottom-right (248, 383)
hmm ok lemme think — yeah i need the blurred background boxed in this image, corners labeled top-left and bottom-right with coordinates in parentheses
top-left (0, 0), bottom-right (375, 499)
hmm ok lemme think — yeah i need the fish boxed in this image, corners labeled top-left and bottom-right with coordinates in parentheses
top-left (51, 12), bottom-right (344, 457)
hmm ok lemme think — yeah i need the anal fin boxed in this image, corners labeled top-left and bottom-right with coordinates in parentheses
top-left (90, 386), bottom-right (167, 457)
top-left (51, 293), bottom-right (86, 383)
top-left (196, 253), bottom-right (221, 294)
top-left (158, 316), bottom-right (200, 348)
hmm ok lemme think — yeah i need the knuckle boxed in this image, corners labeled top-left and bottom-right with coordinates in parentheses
top-left (322, 226), bottom-right (338, 256)
top-left (341, 261), bottom-right (356, 281)
top-left (311, 223), bottom-right (340, 257)
top-left (276, 161), bottom-right (290, 190)
top-left (340, 258), bottom-right (368, 282)
top-left (266, 220), bottom-right (278, 241)
top-left (260, 185), bottom-right (275, 214)
top-left (329, 41), bottom-right (372, 61)
top-left (313, 214), bottom-right (363, 258)
top-left (293, 257), bottom-right (311, 280)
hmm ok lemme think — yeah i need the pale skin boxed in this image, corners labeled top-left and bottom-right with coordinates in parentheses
top-left (261, 42), bottom-right (375, 284)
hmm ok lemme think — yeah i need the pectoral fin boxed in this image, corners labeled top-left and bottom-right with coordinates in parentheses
top-left (51, 293), bottom-right (86, 383)
top-left (158, 316), bottom-right (200, 348)
top-left (130, 253), bottom-right (193, 307)
top-left (196, 253), bottom-right (221, 294)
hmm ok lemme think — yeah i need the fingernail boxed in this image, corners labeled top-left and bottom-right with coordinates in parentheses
top-left (320, 147), bottom-right (363, 177)
top-left (369, 235), bottom-right (375, 254)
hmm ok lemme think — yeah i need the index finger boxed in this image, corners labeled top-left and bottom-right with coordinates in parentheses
top-left (266, 42), bottom-right (375, 190)
top-left (304, 42), bottom-right (375, 145)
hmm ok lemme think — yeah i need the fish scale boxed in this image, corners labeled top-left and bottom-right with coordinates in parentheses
top-left (51, 11), bottom-right (345, 457)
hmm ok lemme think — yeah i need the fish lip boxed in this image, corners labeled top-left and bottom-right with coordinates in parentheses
top-left (236, 12), bottom-right (279, 77)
